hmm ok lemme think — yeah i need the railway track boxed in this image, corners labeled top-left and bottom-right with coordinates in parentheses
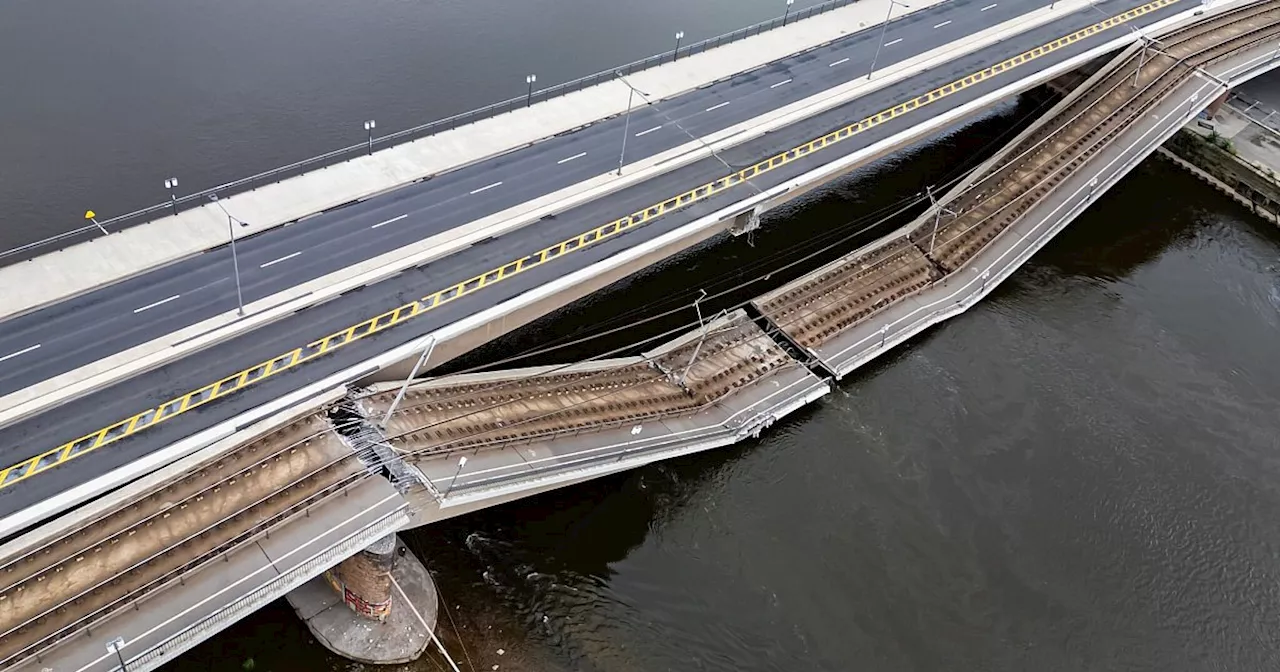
top-left (0, 414), bottom-right (360, 668)
top-left (920, 1), bottom-right (1280, 271)
top-left (757, 0), bottom-right (1280, 354)
top-left (368, 313), bottom-right (794, 456)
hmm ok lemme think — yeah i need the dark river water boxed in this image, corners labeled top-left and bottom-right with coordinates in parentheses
top-left (7, 1), bottom-right (1280, 671)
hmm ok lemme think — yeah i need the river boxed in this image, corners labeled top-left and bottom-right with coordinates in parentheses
top-left (6, 1), bottom-right (1280, 671)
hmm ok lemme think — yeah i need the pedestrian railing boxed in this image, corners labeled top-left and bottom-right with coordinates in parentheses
top-left (2, 0), bottom-right (864, 264)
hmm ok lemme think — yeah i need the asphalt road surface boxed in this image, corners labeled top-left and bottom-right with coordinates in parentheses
top-left (2, 0), bottom-right (1065, 395)
top-left (0, 0), bottom-right (1187, 519)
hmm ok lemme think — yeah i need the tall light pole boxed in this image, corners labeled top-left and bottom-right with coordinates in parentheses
top-left (209, 194), bottom-right (248, 317)
top-left (673, 31), bottom-right (685, 61)
top-left (380, 335), bottom-right (437, 430)
top-left (615, 72), bottom-right (651, 176)
top-left (525, 74), bottom-right (537, 107)
top-left (868, 0), bottom-right (910, 80)
top-left (363, 120), bottom-right (376, 155)
top-left (783, 0), bottom-right (795, 25)
top-left (164, 177), bottom-right (179, 215)
top-left (444, 456), bottom-right (468, 498)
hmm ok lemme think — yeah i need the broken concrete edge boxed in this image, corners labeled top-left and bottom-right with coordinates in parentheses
top-left (0, 0), bottom-right (1118, 430)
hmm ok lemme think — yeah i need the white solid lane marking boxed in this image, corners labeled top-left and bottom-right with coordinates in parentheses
top-left (557, 151), bottom-right (587, 164)
top-left (635, 125), bottom-right (662, 136)
top-left (371, 214), bottom-right (408, 229)
top-left (981, 3), bottom-right (998, 10)
top-left (933, 20), bottom-right (952, 28)
top-left (829, 57), bottom-right (850, 67)
top-left (260, 251), bottom-right (302, 268)
top-left (770, 78), bottom-right (792, 89)
top-left (0, 344), bottom-right (41, 364)
top-left (133, 294), bottom-right (181, 314)
top-left (706, 101), bottom-right (731, 112)
top-left (885, 38), bottom-right (903, 46)
top-left (470, 181), bottom-right (503, 195)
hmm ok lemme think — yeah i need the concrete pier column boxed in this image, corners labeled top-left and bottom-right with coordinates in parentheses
top-left (322, 533), bottom-right (396, 621)
top-left (1205, 90), bottom-right (1230, 118)
top-left (288, 534), bottom-right (440, 664)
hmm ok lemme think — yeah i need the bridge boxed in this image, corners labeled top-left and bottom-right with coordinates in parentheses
top-left (3, 0), bottom-right (1277, 668)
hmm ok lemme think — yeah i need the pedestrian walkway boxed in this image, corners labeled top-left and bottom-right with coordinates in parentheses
top-left (3, 0), bottom-right (1083, 322)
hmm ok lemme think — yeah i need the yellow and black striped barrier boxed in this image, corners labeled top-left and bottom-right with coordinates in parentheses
top-left (0, 0), bottom-right (1178, 491)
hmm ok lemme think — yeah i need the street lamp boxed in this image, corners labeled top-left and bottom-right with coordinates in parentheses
top-left (674, 31), bottom-right (685, 61)
top-left (363, 120), bottom-right (376, 155)
top-left (868, 0), bottom-right (910, 80)
top-left (783, 0), bottom-right (795, 25)
top-left (107, 636), bottom-right (127, 671)
top-left (209, 194), bottom-right (248, 317)
top-left (164, 177), bottom-right (179, 215)
top-left (615, 71), bottom-right (651, 176)
top-left (380, 335), bottom-right (436, 430)
top-left (525, 74), bottom-right (537, 107)
top-left (444, 456), bottom-right (468, 497)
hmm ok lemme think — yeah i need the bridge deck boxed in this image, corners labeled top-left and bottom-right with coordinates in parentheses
top-left (756, 1), bottom-right (1280, 378)
top-left (359, 310), bottom-right (827, 502)
top-left (0, 413), bottom-right (368, 669)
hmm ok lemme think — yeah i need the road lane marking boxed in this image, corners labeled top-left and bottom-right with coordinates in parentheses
top-left (133, 294), bottom-right (181, 314)
top-left (557, 152), bottom-right (587, 164)
top-left (260, 251), bottom-right (302, 268)
top-left (0, 344), bottom-right (40, 364)
top-left (934, 20), bottom-right (952, 28)
top-left (469, 181), bottom-right (503, 195)
top-left (982, 3), bottom-right (998, 10)
top-left (829, 57), bottom-right (850, 67)
top-left (0, 0), bottom-right (1177, 494)
top-left (770, 78), bottom-right (792, 89)
top-left (636, 125), bottom-right (662, 136)
top-left (885, 38), bottom-right (904, 46)
top-left (371, 214), bottom-right (408, 229)
top-left (706, 101), bottom-right (731, 112)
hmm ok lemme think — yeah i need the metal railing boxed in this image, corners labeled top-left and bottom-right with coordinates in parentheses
top-left (2, 0), bottom-right (863, 264)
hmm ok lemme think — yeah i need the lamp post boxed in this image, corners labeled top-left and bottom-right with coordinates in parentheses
top-left (783, 0), bottom-right (795, 25)
top-left (164, 177), bottom-right (179, 215)
top-left (525, 74), bottom-right (537, 107)
top-left (615, 72), bottom-right (651, 176)
top-left (209, 194), bottom-right (248, 317)
top-left (107, 636), bottom-right (127, 672)
top-left (363, 120), bottom-right (376, 155)
top-left (380, 336), bottom-right (437, 430)
top-left (673, 31), bottom-right (685, 61)
top-left (868, 0), bottom-right (910, 80)
top-left (444, 456), bottom-right (468, 497)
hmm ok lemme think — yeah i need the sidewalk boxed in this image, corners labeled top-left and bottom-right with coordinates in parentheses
top-left (0, 0), bottom-right (954, 321)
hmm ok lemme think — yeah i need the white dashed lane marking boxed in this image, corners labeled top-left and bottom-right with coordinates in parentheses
top-left (0, 344), bottom-right (40, 364)
top-left (133, 294), bottom-right (181, 314)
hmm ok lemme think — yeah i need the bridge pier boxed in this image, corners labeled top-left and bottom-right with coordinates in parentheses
top-left (286, 534), bottom-right (439, 665)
